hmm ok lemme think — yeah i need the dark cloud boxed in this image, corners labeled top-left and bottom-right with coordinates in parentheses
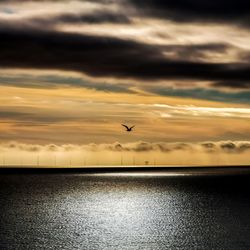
top-left (48, 11), bottom-right (130, 24)
top-left (213, 81), bottom-right (250, 89)
top-left (28, 11), bottom-right (131, 27)
top-left (1, 27), bottom-right (250, 87)
top-left (129, 0), bottom-right (250, 27)
top-left (0, 27), bottom-right (159, 79)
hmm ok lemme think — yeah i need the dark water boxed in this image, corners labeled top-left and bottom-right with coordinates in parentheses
top-left (1, 168), bottom-right (250, 249)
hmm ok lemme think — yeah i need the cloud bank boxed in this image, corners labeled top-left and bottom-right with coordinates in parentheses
top-left (1, 141), bottom-right (250, 154)
top-left (1, 141), bottom-right (249, 166)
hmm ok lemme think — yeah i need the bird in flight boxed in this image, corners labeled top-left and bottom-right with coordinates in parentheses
top-left (121, 124), bottom-right (135, 132)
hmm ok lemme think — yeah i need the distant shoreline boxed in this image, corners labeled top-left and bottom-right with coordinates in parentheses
top-left (0, 165), bottom-right (250, 175)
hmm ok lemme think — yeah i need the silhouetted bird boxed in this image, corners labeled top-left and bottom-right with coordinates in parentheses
top-left (122, 124), bottom-right (135, 132)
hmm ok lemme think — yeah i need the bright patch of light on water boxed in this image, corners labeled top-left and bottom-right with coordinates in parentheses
top-left (89, 172), bottom-right (190, 177)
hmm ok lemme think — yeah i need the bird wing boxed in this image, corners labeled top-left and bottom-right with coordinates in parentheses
top-left (130, 125), bottom-right (135, 129)
top-left (121, 124), bottom-right (129, 129)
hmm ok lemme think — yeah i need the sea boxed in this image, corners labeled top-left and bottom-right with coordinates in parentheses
top-left (0, 167), bottom-right (250, 250)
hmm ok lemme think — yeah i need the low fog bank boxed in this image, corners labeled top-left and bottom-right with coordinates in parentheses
top-left (0, 141), bottom-right (249, 166)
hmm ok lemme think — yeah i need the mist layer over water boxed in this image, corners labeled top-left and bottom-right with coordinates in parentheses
top-left (0, 170), bottom-right (250, 249)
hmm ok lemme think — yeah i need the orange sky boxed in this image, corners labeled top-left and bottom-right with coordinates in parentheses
top-left (0, 1), bottom-right (250, 165)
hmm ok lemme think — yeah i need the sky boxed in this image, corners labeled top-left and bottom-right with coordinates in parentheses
top-left (0, 0), bottom-right (250, 166)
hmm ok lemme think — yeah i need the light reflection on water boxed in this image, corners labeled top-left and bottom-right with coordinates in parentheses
top-left (50, 180), bottom-right (184, 249)
top-left (0, 173), bottom-right (250, 249)
top-left (88, 172), bottom-right (189, 177)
